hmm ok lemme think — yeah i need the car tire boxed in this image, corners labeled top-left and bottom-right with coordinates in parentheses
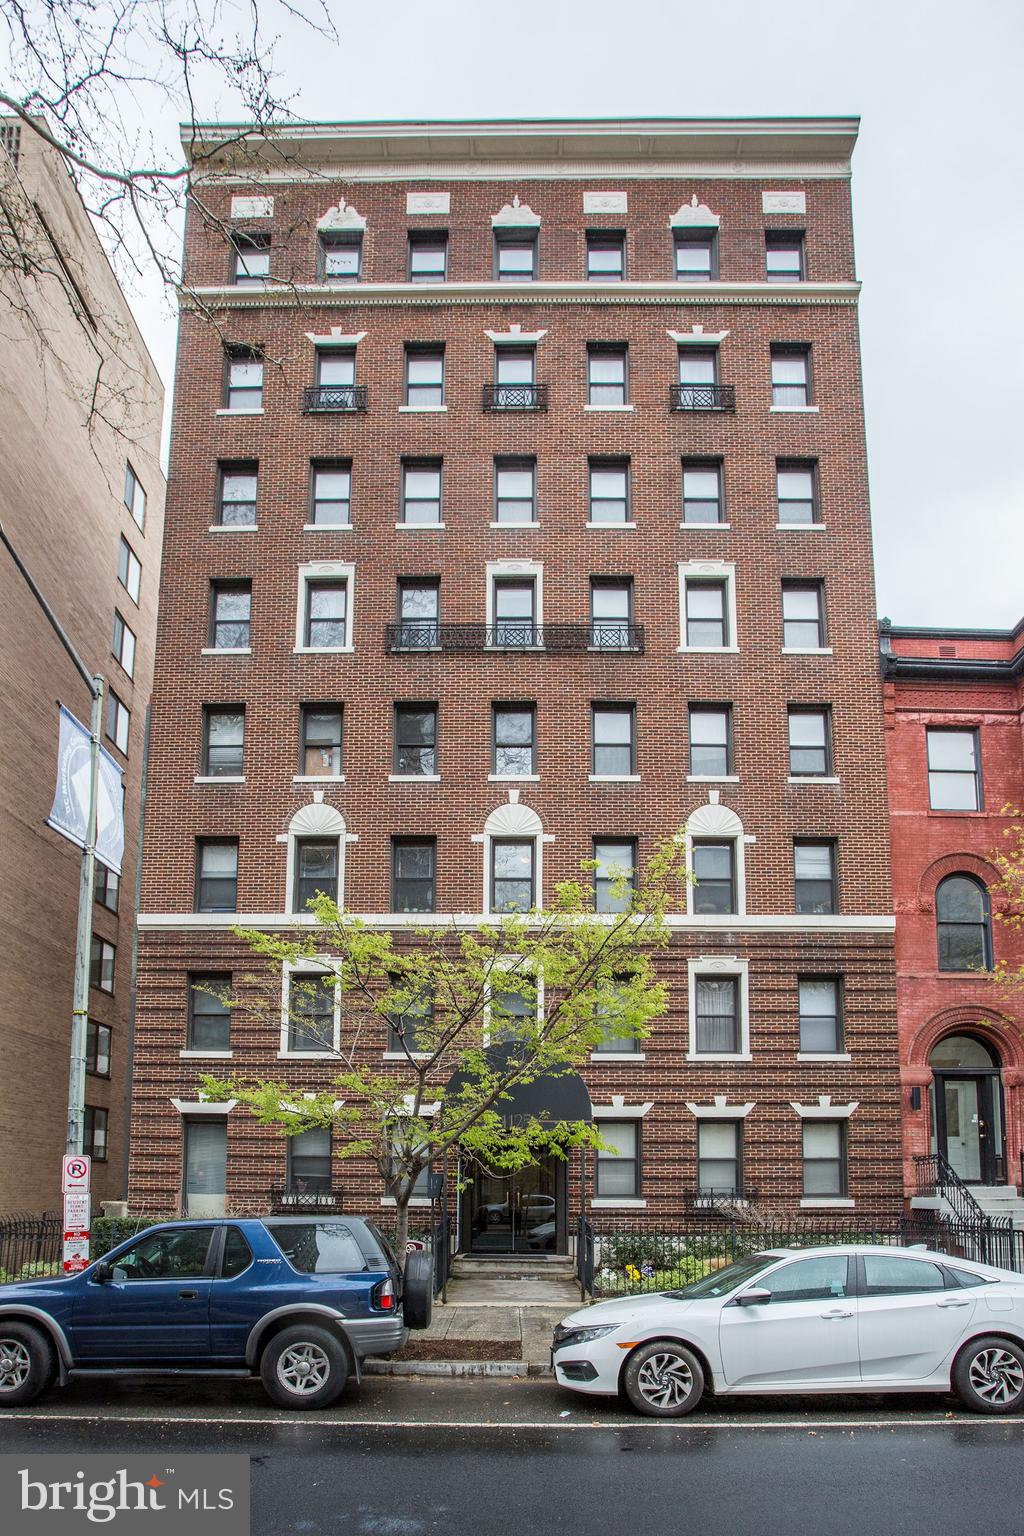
top-left (259, 1325), bottom-right (349, 1410)
top-left (953, 1335), bottom-right (1024, 1415)
top-left (0, 1322), bottom-right (54, 1408)
top-left (403, 1250), bottom-right (433, 1331)
top-left (622, 1339), bottom-right (704, 1418)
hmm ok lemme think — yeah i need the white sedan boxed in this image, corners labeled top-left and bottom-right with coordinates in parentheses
top-left (552, 1244), bottom-right (1024, 1417)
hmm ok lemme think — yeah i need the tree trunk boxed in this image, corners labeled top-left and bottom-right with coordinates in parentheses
top-left (394, 1195), bottom-right (411, 1259)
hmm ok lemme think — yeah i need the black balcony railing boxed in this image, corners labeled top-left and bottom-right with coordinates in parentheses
top-left (302, 385), bottom-right (369, 414)
top-left (670, 383), bottom-right (736, 412)
top-left (482, 383), bottom-right (549, 412)
top-left (686, 1185), bottom-right (760, 1211)
top-left (269, 1186), bottom-right (344, 1212)
top-left (385, 621), bottom-right (644, 654)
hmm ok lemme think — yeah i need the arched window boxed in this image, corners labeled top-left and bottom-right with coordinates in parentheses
top-left (286, 803), bottom-right (349, 915)
top-left (928, 1033), bottom-right (1000, 1070)
top-left (684, 801), bottom-right (748, 916)
top-left (935, 875), bottom-right (992, 972)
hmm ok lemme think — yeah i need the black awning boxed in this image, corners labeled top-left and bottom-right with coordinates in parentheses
top-left (444, 1044), bottom-right (592, 1127)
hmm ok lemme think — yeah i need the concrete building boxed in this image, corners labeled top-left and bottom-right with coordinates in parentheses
top-left (882, 619), bottom-right (1024, 1227)
top-left (130, 117), bottom-right (902, 1238)
top-left (0, 120), bottom-right (165, 1210)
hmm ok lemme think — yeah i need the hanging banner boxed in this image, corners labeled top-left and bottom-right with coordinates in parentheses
top-left (47, 704), bottom-right (125, 874)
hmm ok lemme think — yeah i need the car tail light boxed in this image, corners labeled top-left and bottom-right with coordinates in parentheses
top-left (372, 1277), bottom-right (397, 1312)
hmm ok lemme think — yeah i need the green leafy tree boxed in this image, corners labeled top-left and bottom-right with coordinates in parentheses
top-left (202, 838), bottom-right (685, 1253)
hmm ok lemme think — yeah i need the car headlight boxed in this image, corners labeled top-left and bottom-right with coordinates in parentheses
top-left (552, 1324), bottom-right (620, 1351)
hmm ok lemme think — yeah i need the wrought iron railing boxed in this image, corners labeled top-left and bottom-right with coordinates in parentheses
top-left (913, 1153), bottom-right (988, 1225)
top-left (670, 383), bottom-right (736, 412)
top-left (302, 385), bottom-right (369, 413)
top-left (268, 1187), bottom-right (344, 1212)
top-left (577, 1210), bottom-right (596, 1299)
top-left (385, 622), bottom-right (645, 654)
top-left (686, 1185), bottom-right (761, 1211)
top-left (482, 383), bottom-right (549, 412)
top-left (0, 1212), bottom-right (62, 1282)
top-left (432, 1207), bottom-right (453, 1300)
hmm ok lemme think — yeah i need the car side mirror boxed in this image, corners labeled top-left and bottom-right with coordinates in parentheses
top-left (92, 1261), bottom-right (111, 1284)
top-left (735, 1287), bottom-right (771, 1308)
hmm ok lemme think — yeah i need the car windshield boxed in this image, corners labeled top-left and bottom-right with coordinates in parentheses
top-left (266, 1222), bottom-right (367, 1275)
top-left (664, 1254), bottom-right (780, 1299)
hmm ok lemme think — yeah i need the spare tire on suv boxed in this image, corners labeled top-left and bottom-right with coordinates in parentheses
top-left (402, 1249), bottom-right (433, 1330)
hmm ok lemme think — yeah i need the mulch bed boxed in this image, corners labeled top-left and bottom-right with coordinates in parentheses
top-left (392, 1338), bottom-right (523, 1362)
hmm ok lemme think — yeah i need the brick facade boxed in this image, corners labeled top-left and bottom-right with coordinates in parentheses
top-left (130, 118), bottom-right (903, 1231)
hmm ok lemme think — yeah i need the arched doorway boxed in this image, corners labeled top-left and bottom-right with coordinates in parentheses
top-left (929, 1033), bottom-right (1005, 1185)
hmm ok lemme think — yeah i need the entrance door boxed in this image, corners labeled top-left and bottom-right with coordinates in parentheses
top-left (468, 1156), bottom-right (562, 1254)
top-left (934, 1074), bottom-right (999, 1184)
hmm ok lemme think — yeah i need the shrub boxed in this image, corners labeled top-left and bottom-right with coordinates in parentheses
top-left (597, 1232), bottom-right (684, 1271)
top-left (594, 1256), bottom-right (710, 1297)
top-left (90, 1215), bottom-right (171, 1258)
top-left (16, 1260), bottom-right (60, 1280)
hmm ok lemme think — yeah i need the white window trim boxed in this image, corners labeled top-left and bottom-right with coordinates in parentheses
top-left (482, 954), bottom-right (545, 1045)
top-left (782, 646), bottom-right (833, 657)
top-left (584, 403), bottom-right (634, 413)
top-left (668, 326), bottom-right (729, 347)
top-left (303, 522), bottom-right (353, 533)
top-left (791, 1096), bottom-right (859, 1118)
top-left (293, 774), bottom-right (346, 784)
top-left (486, 559), bottom-right (544, 641)
top-left (591, 1098), bottom-right (654, 1119)
top-left (294, 561), bottom-right (355, 654)
top-left (591, 1198), bottom-right (648, 1209)
top-left (488, 773), bottom-right (540, 783)
top-left (280, 957), bottom-right (342, 1058)
top-left (589, 773), bottom-right (641, 784)
top-left (681, 522), bottom-right (732, 531)
top-left (800, 1197), bottom-right (855, 1209)
top-left (683, 801), bottom-right (753, 917)
top-left (305, 328), bottom-right (367, 347)
top-left (208, 524), bottom-right (258, 534)
top-left (215, 407), bottom-right (264, 417)
top-left (284, 802), bottom-right (353, 916)
top-left (797, 1052), bottom-right (852, 1062)
top-left (586, 520), bottom-right (637, 531)
top-left (178, 1050), bottom-right (234, 1060)
top-left (489, 520), bottom-right (539, 530)
top-left (687, 956), bottom-right (751, 1061)
top-left (170, 1098), bottom-right (237, 1116)
top-left (194, 775), bottom-right (245, 785)
top-left (398, 404), bottom-right (448, 413)
top-left (776, 522), bottom-right (827, 532)
top-left (201, 647), bottom-right (251, 657)
top-left (590, 1051), bottom-right (646, 1063)
top-left (687, 775), bottom-right (740, 785)
top-left (788, 775), bottom-right (840, 785)
top-left (685, 1097), bottom-right (755, 1120)
top-left (677, 560), bottom-right (739, 653)
top-left (770, 404), bottom-right (820, 414)
top-left (473, 798), bottom-right (553, 916)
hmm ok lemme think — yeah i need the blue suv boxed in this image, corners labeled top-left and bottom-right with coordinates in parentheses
top-left (0, 1216), bottom-right (432, 1409)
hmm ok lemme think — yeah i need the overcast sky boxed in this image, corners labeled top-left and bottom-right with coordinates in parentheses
top-left (133, 0), bottom-right (1024, 628)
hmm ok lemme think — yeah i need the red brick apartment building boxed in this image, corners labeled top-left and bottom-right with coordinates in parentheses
top-left (882, 620), bottom-right (1024, 1227)
top-left (130, 117), bottom-right (903, 1244)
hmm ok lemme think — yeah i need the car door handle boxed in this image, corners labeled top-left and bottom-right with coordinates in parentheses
top-left (820, 1308), bottom-right (853, 1319)
top-left (936, 1297), bottom-right (971, 1308)
top-left (178, 1289), bottom-right (199, 1300)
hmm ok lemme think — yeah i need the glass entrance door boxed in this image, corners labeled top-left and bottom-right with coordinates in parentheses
top-left (935, 1074), bottom-right (1000, 1184)
top-left (469, 1156), bottom-right (559, 1254)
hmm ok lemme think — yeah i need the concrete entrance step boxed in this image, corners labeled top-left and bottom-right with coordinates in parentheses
top-left (454, 1256), bottom-right (576, 1280)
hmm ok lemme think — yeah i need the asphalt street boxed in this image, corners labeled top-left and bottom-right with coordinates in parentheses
top-left (5, 1377), bottom-right (1024, 1536)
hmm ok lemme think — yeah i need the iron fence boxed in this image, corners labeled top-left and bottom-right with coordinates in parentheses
top-left (301, 384), bottom-right (369, 414)
top-left (669, 383), bottom-right (736, 412)
top-left (0, 1213), bottom-right (63, 1282)
top-left (482, 383), bottom-right (549, 412)
top-left (432, 1206), bottom-right (453, 1299)
top-left (385, 621), bottom-right (644, 654)
top-left (912, 1153), bottom-right (988, 1224)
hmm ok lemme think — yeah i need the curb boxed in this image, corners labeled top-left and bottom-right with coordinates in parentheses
top-left (364, 1359), bottom-right (550, 1378)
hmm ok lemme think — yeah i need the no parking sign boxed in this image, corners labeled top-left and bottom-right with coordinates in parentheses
top-left (61, 1155), bottom-right (91, 1272)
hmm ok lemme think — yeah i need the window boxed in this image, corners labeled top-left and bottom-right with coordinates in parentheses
top-left (765, 1254), bottom-right (849, 1301)
top-left (83, 1106), bottom-right (108, 1162)
top-left (188, 976), bottom-right (231, 1052)
top-left (94, 862), bottom-right (119, 913)
top-left (698, 1123), bottom-right (741, 1195)
top-left (310, 462), bottom-right (351, 527)
top-left (216, 463), bottom-right (257, 527)
top-left (794, 841), bottom-right (836, 915)
top-left (590, 578), bottom-right (633, 648)
top-left (592, 704), bottom-right (635, 777)
top-left (391, 838), bottom-right (436, 912)
top-left (195, 839), bottom-right (238, 912)
top-left (86, 1020), bottom-right (111, 1077)
top-left (184, 1122), bottom-right (226, 1217)
top-left (589, 460), bottom-right (629, 525)
top-left (303, 580), bottom-right (348, 649)
top-left (782, 582), bottom-right (825, 649)
top-left (294, 840), bottom-right (339, 910)
top-left (405, 345), bottom-right (445, 407)
top-left (232, 232), bottom-right (270, 285)
top-left (682, 460), bottom-right (724, 525)
top-left (587, 231), bottom-right (625, 280)
top-left (210, 581), bottom-right (251, 650)
top-left (402, 461), bottom-right (442, 525)
top-left (593, 979), bottom-right (640, 1054)
top-left (112, 610), bottom-right (136, 677)
top-left (771, 345), bottom-right (811, 406)
top-left (593, 840), bottom-right (636, 914)
top-left (862, 1254), bottom-right (946, 1296)
top-left (695, 977), bottom-right (739, 1053)
top-left (319, 232), bottom-right (361, 282)
top-left (936, 875), bottom-right (992, 971)
top-left (688, 705), bottom-right (732, 777)
top-left (225, 348), bottom-right (263, 409)
top-left (105, 691), bottom-right (130, 754)
top-left (117, 536), bottom-right (141, 604)
top-left (388, 981), bottom-right (434, 1053)
top-left (203, 707), bottom-right (245, 777)
top-left (799, 979), bottom-right (842, 1052)
top-left (124, 463), bottom-right (146, 530)
top-left (674, 231), bottom-right (717, 280)
top-left (492, 975), bottom-right (538, 1039)
top-left (493, 704), bottom-right (535, 776)
top-left (777, 461), bottom-right (817, 524)
top-left (496, 347), bottom-right (535, 389)
top-left (494, 458), bottom-right (536, 525)
top-left (493, 578), bottom-right (537, 647)
top-left (394, 703), bottom-right (437, 776)
top-left (300, 706), bottom-right (343, 777)
top-left (315, 348), bottom-right (356, 393)
top-left (766, 230), bottom-right (805, 281)
top-left (595, 1121), bottom-right (639, 1198)
top-left (408, 231), bottom-right (447, 282)
top-left (802, 1121), bottom-right (846, 1197)
top-left (927, 729), bottom-right (981, 811)
top-left (115, 1225), bottom-right (217, 1280)
top-left (491, 840), bottom-right (535, 913)
top-left (397, 579), bottom-right (440, 648)
top-left (686, 580), bottom-right (728, 647)
top-left (788, 707), bottom-right (831, 776)
top-left (89, 937), bottom-right (115, 993)
top-left (288, 973), bottom-right (336, 1052)
top-left (678, 347), bottom-right (718, 389)
top-left (288, 1128), bottom-right (332, 1193)
top-left (587, 345), bottom-right (628, 406)
top-left (495, 229), bottom-right (537, 280)
top-left (692, 842), bottom-right (735, 915)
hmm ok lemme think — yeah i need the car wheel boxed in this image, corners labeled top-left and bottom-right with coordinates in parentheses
top-left (259, 1325), bottom-right (348, 1410)
top-left (622, 1340), bottom-right (704, 1418)
top-left (0, 1323), bottom-right (54, 1407)
top-left (953, 1336), bottom-right (1024, 1414)
top-left (402, 1250), bottom-right (433, 1331)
